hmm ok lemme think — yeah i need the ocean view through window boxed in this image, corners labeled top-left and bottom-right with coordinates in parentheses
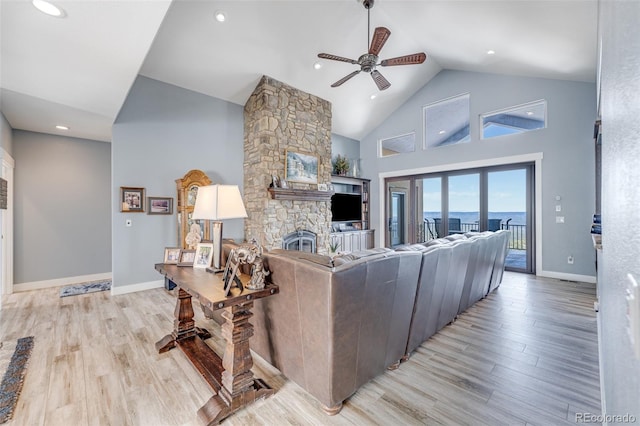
top-left (386, 164), bottom-right (533, 272)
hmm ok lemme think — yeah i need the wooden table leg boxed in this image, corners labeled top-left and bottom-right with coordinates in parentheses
top-left (197, 302), bottom-right (274, 425)
top-left (156, 288), bottom-right (198, 353)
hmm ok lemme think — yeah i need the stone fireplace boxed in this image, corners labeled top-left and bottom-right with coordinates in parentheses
top-left (243, 76), bottom-right (332, 255)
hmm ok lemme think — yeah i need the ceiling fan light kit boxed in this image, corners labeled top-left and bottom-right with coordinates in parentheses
top-left (318, 0), bottom-right (426, 91)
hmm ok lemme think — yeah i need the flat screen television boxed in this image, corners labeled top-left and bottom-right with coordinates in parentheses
top-left (331, 193), bottom-right (362, 222)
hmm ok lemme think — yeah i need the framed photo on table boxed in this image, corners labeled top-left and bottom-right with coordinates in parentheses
top-left (120, 187), bottom-right (145, 212)
top-left (177, 249), bottom-right (196, 266)
top-left (193, 243), bottom-right (214, 268)
top-left (222, 249), bottom-right (241, 296)
top-left (163, 247), bottom-right (182, 264)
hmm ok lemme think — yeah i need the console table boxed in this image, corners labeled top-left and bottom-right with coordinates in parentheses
top-left (154, 264), bottom-right (279, 425)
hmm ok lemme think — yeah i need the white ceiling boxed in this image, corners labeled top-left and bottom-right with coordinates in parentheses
top-left (0, 0), bottom-right (598, 143)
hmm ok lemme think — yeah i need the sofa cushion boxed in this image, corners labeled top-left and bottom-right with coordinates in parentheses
top-left (332, 247), bottom-right (393, 266)
top-left (445, 234), bottom-right (467, 241)
top-left (268, 249), bottom-right (334, 267)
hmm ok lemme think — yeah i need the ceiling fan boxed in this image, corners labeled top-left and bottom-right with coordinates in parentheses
top-left (318, 0), bottom-right (426, 91)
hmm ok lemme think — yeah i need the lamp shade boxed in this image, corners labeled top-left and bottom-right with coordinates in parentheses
top-left (192, 185), bottom-right (248, 220)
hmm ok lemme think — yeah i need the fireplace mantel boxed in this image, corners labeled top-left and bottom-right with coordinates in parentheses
top-left (267, 187), bottom-right (334, 202)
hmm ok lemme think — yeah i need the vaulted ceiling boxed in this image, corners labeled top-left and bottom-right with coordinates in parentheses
top-left (1, 0), bottom-right (598, 143)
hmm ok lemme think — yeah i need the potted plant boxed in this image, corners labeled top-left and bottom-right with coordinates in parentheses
top-left (332, 155), bottom-right (350, 176)
top-left (328, 240), bottom-right (341, 257)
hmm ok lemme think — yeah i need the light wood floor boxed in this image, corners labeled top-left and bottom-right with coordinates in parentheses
top-left (0, 272), bottom-right (601, 425)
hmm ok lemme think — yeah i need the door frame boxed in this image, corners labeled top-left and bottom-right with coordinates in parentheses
top-left (378, 153), bottom-right (543, 275)
top-left (0, 148), bottom-right (14, 299)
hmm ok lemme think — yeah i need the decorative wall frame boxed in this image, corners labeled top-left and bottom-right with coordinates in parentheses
top-left (285, 149), bottom-right (318, 184)
top-left (120, 187), bottom-right (145, 212)
top-left (148, 196), bottom-right (173, 215)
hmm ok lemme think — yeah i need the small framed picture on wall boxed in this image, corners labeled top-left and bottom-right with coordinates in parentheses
top-left (148, 196), bottom-right (173, 215)
top-left (120, 187), bottom-right (145, 213)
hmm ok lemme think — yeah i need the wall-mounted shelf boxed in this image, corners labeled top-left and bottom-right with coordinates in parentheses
top-left (267, 187), bottom-right (334, 202)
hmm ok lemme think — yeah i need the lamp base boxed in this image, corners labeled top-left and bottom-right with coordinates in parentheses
top-left (206, 267), bottom-right (224, 274)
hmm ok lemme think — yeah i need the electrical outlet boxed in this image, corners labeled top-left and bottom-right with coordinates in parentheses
top-left (567, 255), bottom-right (574, 264)
top-left (126, 219), bottom-right (132, 227)
top-left (556, 204), bottom-right (562, 212)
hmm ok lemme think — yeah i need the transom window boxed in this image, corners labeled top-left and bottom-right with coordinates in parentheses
top-left (481, 100), bottom-right (547, 139)
top-left (423, 93), bottom-right (470, 149)
top-left (379, 132), bottom-right (416, 157)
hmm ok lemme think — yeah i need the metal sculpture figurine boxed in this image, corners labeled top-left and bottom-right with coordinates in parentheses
top-left (235, 240), bottom-right (269, 290)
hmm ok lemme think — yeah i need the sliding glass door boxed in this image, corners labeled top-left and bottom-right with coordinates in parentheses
top-left (385, 163), bottom-right (534, 273)
top-left (488, 167), bottom-right (533, 272)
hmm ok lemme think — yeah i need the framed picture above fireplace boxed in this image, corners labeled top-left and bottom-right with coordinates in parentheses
top-left (285, 150), bottom-right (318, 184)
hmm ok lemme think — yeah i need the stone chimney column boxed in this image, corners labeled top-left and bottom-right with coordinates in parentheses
top-left (243, 76), bottom-right (332, 254)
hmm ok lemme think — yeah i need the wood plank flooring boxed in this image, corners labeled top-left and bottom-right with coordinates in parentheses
top-left (0, 272), bottom-right (601, 425)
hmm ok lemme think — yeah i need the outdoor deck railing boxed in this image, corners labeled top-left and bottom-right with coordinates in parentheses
top-left (415, 220), bottom-right (527, 250)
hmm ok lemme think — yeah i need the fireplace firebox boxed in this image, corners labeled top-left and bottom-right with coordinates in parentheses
top-left (282, 230), bottom-right (317, 253)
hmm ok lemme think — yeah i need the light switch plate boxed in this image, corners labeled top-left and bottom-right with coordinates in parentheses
top-left (556, 205), bottom-right (562, 212)
top-left (556, 216), bottom-right (565, 223)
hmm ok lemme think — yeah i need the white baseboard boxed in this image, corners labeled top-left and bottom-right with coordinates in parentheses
top-left (13, 272), bottom-right (112, 292)
top-left (110, 279), bottom-right (164, 296)
top-left (538, 270), bottom-right (597, 284)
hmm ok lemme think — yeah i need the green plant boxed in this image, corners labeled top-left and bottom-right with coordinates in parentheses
top-left (329, 240), bottom-right (341, 253)
top-left (332, 155), bottom-right (350, 176)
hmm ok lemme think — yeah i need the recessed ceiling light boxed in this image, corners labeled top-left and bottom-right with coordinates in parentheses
top-left (526, 111), bottom-right (534, 116)
top-left (214, 10), bottom-right (226, 22)
top-left (313, 62), bottom-right (322, 70)
top-left (32, 0), bottom-right (65, 18)
top-left (370, 94), bottom-right (377, 100)
top-left (438, 130), bottom-right (446, 135)
top-left (55, 125), bottom-right (69, 130)
top-left (487, 50), bottom-right (496, 55)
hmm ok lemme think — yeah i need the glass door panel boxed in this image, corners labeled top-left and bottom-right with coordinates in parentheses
top-left (419, 177), bottom-right (442, 241)
top-left (488, 168), bottom-right (532, 272)
top-left (387, 180), bottom-right (410, 247)
top-left (448, 174), bottom-right (480, 235)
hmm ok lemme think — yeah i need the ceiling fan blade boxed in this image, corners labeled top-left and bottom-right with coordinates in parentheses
top-left (371, 70), bottom-right (391, 91)
top-left (369, 27), bottom-right (391, 56)
top-left (380, 52), bottom-right (427, 67)
top-left (318, 53), bottom-right (358, 65)
top-left (331, 70), bottom-right (361, 87)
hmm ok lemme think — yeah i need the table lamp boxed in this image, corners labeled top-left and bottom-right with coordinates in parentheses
top-left (192, 184), bottom-right (248, 272)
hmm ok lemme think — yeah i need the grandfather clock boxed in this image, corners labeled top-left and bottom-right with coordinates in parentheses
top-left (176, 169), bottom-right (212, 249)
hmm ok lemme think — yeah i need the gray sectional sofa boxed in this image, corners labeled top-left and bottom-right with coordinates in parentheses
top-left (216, 230), bottom-right (510, 415)
top-left (397, 230), bottom-right (510, 356)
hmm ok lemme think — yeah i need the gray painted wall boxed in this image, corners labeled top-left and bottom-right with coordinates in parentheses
top-left (112, 76), bottom-right (244, 289)
top-left (331, 133), bottom-right (360, 161)
top-left (360, 70), bottom-right (597, 278)
top-left (13, 130), bottom-right (111, 283)
top-left (0, 112), bottom-right (12, 156)
top-left (599, 1), bottom-right (640, 420)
